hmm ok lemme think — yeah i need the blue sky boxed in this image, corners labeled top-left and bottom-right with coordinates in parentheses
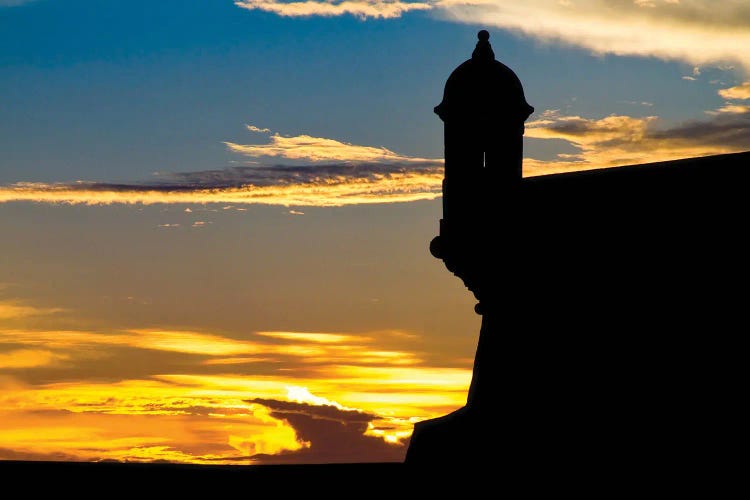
top-left (3, 0), bottom-right (748, 187)
top-left (1, 0), bottom-right (749, 464)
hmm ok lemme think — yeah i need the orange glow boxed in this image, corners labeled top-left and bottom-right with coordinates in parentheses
top-left (128, 329), bottom-right (266, 356)
top-left (0, 402), bottom-right (305, 463)
top-left (202, 357), bottom-right (275, 365)
top-left (256, 331), bottom-right (369, 343)
top-left (0, 171), bottom-right (443, 207)
top-left (0, 319), bottom-right (472, 463)
top-left (0, 302), bottom-right (64, 320)
top-left (0, 328), bottom-right (424, 366)
top-left (0, 349), bottom-right (68, 369)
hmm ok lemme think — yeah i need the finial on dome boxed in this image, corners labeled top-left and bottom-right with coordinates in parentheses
top-left (472, 29), bottom-right (495, 61)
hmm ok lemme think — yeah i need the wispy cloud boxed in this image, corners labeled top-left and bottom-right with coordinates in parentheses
top-left (0, 163), bottom-right (443, 207)
top-left (0, 301), bottom-right (64, 320)
top-left (246, 124), bottom-right (272, 133)
top-left (225, 128), bottom-right (438, 164)
top-left (438, 1), bottom-right (750, 73)
top-left (234, 1), bottom-right (750, 74)
top-left (234, 0), bottom-right (432, 19)
top-left (711, 104), bottom-right (750, 115)
top-left (0, 126), bottom-right (444, 207)
top-left (0, 328), bottom-right (423, 366)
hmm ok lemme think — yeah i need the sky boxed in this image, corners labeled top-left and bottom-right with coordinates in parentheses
top-left (1, 0), bottom-right (749, 464)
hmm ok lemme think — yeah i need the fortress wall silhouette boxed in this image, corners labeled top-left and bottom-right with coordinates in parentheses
top-left (409, 150), bottom-right (749, 474)
top-left (2, 151), bottom-right (747, 487)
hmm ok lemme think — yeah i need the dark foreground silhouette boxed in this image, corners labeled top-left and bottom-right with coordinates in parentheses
top-left (406, 31), bottom-right (746, 483)
top-left (406, 150), bottom-right (750, 473)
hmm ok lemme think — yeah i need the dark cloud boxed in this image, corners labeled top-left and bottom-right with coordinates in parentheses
top-left (247, 398), bottom-right (407, 464)
top-left (536, 117), bottom-right (597, 137)
top-left (33, 162), bottom-right (443, 193)
top-left (650, 112), bottom-right (750, 149)
top-left (161, 162), bottom-right (442, 188)
top-left (537, 110), bottom-right (750, 151)
top-left (0, 162), bottom-right (443, 206)
top-left (525, 107), bottom-right (750, 174)
top-left (0, 447), bottom-right (85, 462)
top-left (250, 398), bottom-right (374, 422)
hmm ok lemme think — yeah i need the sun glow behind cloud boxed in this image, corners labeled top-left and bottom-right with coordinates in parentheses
top-left (0, 300), bottom-right (471, 464)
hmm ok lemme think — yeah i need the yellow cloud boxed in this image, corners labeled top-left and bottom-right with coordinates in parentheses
top-left (0, 328), bottom-right (422, 366)
top-left (0, 128), bottom-right (440, 208)
top-left (256, 331), bottom-right (370, 343)
top-left (127, 329), bottom-right (266, 356)
top-left (711, 104), bottom-right (750, 115)
top-left (0, 401), bottom-right (304, 464)
top-left (524, 107), bottom-right (750, 176)
top-left (234, 0), bottom-right (432, 19)
top-left (436, 0), bottom-right (750, 73)
top-left (0, 171), bottom-right (443, 207)
top-left (225, 133), bottom-right (438, 163)
top-left (718, 82), bottom-right (750, 100)
top-left (526, 112), bottom-right (656, 143)
top-left (158, 370), bottom-right (468, 429)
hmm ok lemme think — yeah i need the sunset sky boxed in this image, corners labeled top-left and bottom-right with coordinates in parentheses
top-left (2, 0), bottom-right (749, 464)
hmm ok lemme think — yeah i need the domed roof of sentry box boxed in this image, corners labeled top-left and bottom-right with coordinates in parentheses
top-left (434, 30), bottom-right (534, 127)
